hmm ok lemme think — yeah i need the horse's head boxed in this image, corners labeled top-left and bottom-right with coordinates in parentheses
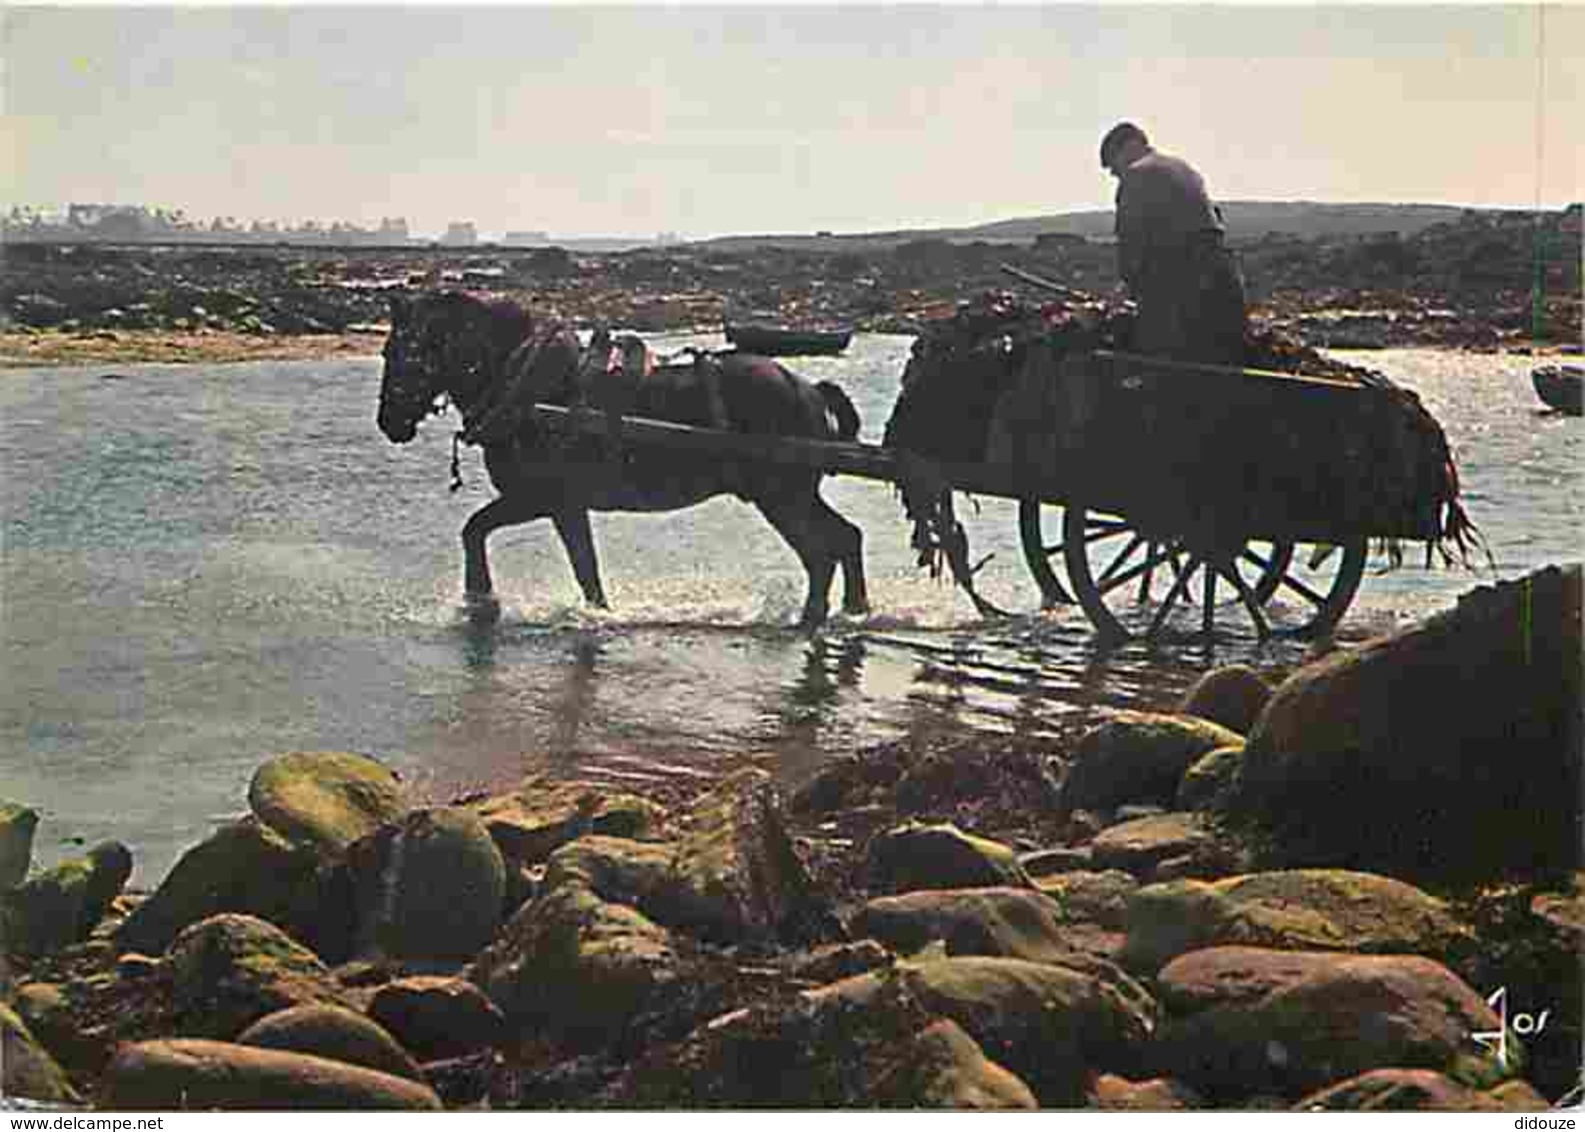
top-left (377, 290), bottom-right (533, 443)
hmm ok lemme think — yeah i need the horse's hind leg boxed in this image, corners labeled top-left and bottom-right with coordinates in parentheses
top-left (461, 494), bottom-right (547, 621)
top-left (814, 492), bottom-right (868, 615)
top-left (551, 507), bottom-right (609, 609)
top-left (756, 497), bottom-right (837, 630)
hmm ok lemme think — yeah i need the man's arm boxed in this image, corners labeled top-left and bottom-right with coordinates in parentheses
top-left (1114, 178), bottom-right (1145, 290)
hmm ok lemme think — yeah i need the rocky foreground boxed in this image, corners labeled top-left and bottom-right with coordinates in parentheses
top-left (3, 563), bottom-right (1580, 1111)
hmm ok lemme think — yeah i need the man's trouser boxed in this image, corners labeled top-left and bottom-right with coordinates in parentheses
top-left (1135, 237), bottom-right (1247, 367)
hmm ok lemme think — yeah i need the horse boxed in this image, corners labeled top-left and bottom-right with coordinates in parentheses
top-left (377, 290), bottom-right (869, 629)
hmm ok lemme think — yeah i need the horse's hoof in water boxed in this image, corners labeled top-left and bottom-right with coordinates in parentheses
top-left (463, 593), bottom-right (502, 626)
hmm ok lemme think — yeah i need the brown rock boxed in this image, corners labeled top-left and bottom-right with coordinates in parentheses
top-left (237, 1003), bottom-right (423, 1082)
top-left (1089, 1073), bottom-right (1203, 1110)
top-left (367, 976), bottom-right (507, 1061)
top-left (1294, 1068), bottom-right (1518, 1111)
top-left (1177, 665), bottom-right (1272, 734)
top-left (102, 1038), bottom-right (442, 1110)
top-left (852, 887), bottom-right (1073, 965)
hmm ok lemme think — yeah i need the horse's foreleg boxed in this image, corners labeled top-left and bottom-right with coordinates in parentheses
top-left (551, 507), bottom-right (609, 609)
top-left (757, 498), bottom-right (835, 631)
top-left (461, 495), bottom-right (546, 615)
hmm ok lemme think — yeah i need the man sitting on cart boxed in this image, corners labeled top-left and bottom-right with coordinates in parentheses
top-left (1100, 121), bottom-right (1247, 367)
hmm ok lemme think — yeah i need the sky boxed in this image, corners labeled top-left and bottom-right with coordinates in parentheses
top-left (3, 4), bottom-right (1581, 241)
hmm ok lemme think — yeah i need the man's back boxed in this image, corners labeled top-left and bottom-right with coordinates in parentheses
top-left (1114, 149), bottom-right (1223, 269)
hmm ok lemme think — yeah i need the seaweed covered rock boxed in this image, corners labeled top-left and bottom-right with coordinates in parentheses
top-left (166, 913), bottom-right (352, 1039)
top-left (102, 1039), bottom-right (442, 1111)
top-left (1121, 869), bottom-right (1471, 975)
top-left (465, 876), bottom-right (685, 1047)
top-left (1152, 950), bottom-right (1513, 1101)
top-left (248, 751), bottom-right (408, 856)
top-left (1176, 665), bottom-right (1273, 735)
top-left (468, 777), bottom-right (666, 866)
top-left (1176, 746), bottom-right (1247, 812)
top-left (350, 806), bottom-right (505, 963)
top-left (1, 801), bottom-right (39, 893)
top-left (851, 887), bottom-right (1074, 964)
top-left (3, 840), bottom-right (131, 957)
top-left (1236, 564), bottom-right (1582, 880)
top-left (1, 1000), bottom-right (81, 1105)
top-left (1294, 1068), bottom-right (1546, 1112)
top-left (368, 976), bottom-right (507, 1062)
top-left (1088, 1074), bottom-right (1204, 1110)
top-left (865, 822), bottom-right (1031, 895)
top-left (115, 816), bottom-right (324, 957)
top-left (1059, 711), bottom-right (1246, 817)
top-left (236, 1003), bottom-right (424, 1083)
top-left (1088, 813), bottom-right (1239, 881)
top-left (607, 968), bottom-right (1033, 1108)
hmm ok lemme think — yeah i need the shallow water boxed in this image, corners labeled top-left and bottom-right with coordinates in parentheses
top-left (2, 337), bottom-right (1579, 882)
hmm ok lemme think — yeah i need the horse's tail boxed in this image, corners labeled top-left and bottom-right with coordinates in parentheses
top-left (816, 381), bottom-right (861, 441)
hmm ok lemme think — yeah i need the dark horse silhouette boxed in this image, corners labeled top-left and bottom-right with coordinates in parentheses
top-left (377, 291), bottom-right (869, 628)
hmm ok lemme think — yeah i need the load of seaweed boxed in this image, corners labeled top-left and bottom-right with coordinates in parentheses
top-left (883, 291), bottom-right (1482, 581)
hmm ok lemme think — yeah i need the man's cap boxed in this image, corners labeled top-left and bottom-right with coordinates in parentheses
top-left (1100, 122), bottom-right (1148, 168)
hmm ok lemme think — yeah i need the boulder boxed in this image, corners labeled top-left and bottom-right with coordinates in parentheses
top-left (852, 887), bottom-right (1075, 965)
top-left (102, 1039), bottom-right (442, 1110)
top-left (468, 777), bottom-right (665, 865)
top-left (1088, 812), bottom-right (1238, 880)
top-left (1, 1000), bottom-right (80, 1105)
top-left (1018, 845), bottom-right (1094, 876)
top-left (1153, 950), bottom-right (1512, 1100)
top-left (865, 822), bottom-right (1031, 896)
top-left (868, 1018), bottom-right (1038, 1109)
top-left (541, 834), bottom-right (674, 911)
top-left (1235, 564), bottom-right (1582, 879)
top-left (166, 913), bottom-right (352, 1039)
top-left (1176, 665), bottom-right (1272, 735)
top-left (351, 806), bottom-right (504, 963)
top-left (367, 976), bottom-right (507, 1061)
top-left (651, 768), bottom-right (835, 945)
top-left (2, 840), bottom-right (131, 956)
top-left (236, 1003), bottom-right (423, 1082)
top-left (248, 750), bottom-right (408, 856)
top-left (786, 940), bottom-right (893, 986)
top-left (607, 969), bottom-right (958, 1106)
top-left (1, 801), bottom-right (39, 892)
top-left (465, 877), bottom-right (684, 1046)
top-left (1036, 869), bottom-right (1139, 931)
top-left (898, 955), bottom-right (1156, 1105)
top-left (1058, 710), bottom-right (1246, 816)
top-left (1294, 1068), bottom-right (1543, 1111)
top-left (1176, 745), bottom-right (1246, 812)
top-left (114, 816), bottom-right (323, 957)
top-left (1088, 1073), bottom-right (1203, 1110)
top-left (1121, 869), bottom-right (1472, 974)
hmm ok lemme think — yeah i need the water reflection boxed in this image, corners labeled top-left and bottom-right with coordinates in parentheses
top-left (546, 634), bottom-right (602, 759)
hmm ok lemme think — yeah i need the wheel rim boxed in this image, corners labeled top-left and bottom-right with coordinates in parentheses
top-left (1018, 498), bottom-right (1075, 606)
top-left (1057, 502), bottom-right (1366, 642)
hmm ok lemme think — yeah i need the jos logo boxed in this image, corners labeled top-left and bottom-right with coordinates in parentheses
top-left (1471, 986), bottom-right (1551, 1069)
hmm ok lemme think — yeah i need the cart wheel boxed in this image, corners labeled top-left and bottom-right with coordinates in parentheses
top-left (1018, 498), bottom-right (1076, 606)
top-left (1057, 502), bottom-right (1367, 642)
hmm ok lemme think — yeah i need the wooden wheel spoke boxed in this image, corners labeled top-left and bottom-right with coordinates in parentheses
top-left (1201, 565), bottom-right (1217, 636)
top-left (1096, 541), bottom-right (1179, 597)
top-left (1085, 516), bottom-right (1131, 535)
top-left (1220, 562), bottom-right (1271, 638)
top-left (1276, 570), bottom-right (1330, 609)
top-left (1097, 534), bottom-right (1147, 587)
top-left (1146, 553), bottom-right (1202, 638)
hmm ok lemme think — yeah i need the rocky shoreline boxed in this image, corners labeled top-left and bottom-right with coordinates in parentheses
top-left (3, 563), bottom-right (1579, 1111)
top-left (2, 204), bottom-right (1579, 368)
